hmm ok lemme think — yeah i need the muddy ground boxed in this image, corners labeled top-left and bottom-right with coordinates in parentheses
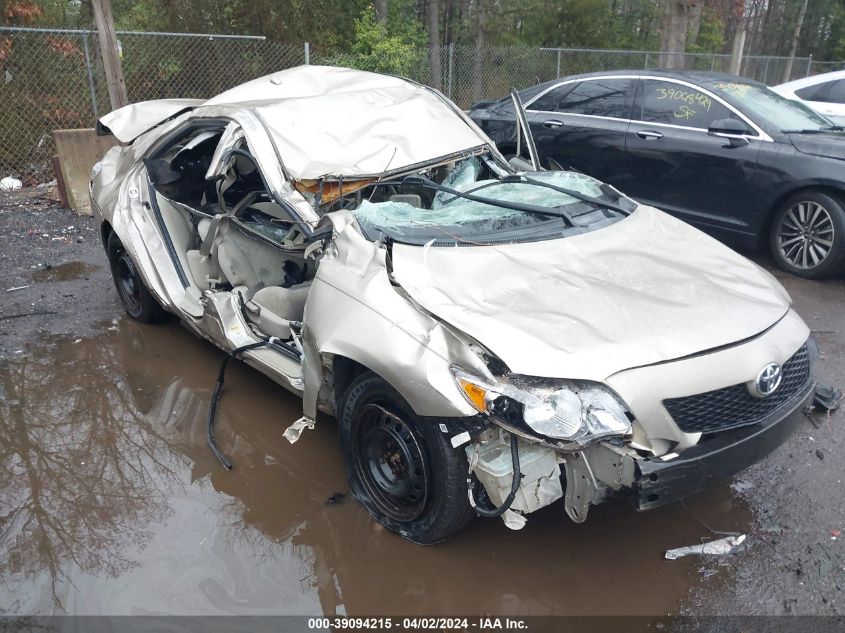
top-left (0, 188), bottom-right (843, 618)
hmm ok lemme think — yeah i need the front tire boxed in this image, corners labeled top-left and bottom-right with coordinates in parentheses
top-left (339, 373), bottom-right (474, 544)
top-left (770, 191), bottom-right (845, 279)
top-left (107, 231), bottom-right (168, 323)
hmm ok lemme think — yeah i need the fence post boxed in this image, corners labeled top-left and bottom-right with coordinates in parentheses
top-left (806, 53), bottom-right (813, 76)
top-left (447, 43), bottom-right (454, 99)
top-left (304, 42), bottom-right (310, 65)
top-left (81, 32), bottom-right (99, 119)
top-left (556, 49), bottom-right (561, 77)
top-left (644, 52), bottom-right (649, 69)
top-left (762, 57), bottom-right (770, 84)
top-left (710, 55), bottom-right (716, 71)
top-left (92, 0), bottom-right (129, 109)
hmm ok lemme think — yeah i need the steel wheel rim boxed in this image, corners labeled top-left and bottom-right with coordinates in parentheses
top-left (116, 253), bottom-right (142, 313)
top-left (355, 403), bottom-right (429, 522)
top-left (777, 201), bottom-right (835, 270)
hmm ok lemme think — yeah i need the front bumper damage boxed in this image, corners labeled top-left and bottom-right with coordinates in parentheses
top-left (466, 378), bottom-right (814, 529)
top-left (632, 379), bottom-right (815, 511)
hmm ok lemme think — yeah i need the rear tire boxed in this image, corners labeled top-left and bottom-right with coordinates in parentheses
top-left (339, 372), bottom-right (474, 544)
top-left (107, 231), bottom-right (168, 323)
top-left (769, 191), bottom-right (845, 279)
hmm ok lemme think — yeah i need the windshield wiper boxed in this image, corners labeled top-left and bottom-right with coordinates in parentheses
top-left (500, 174), bottom-right (634, 215)
top-left (401, 175), bottom-right (575, 226)
top-left (781, 125), bottom-right (844, 134)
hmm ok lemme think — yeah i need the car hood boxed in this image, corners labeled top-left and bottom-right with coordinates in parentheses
top-left (789, 133), bottom-right (845, 161)
top-left (390, 206), bottom-right (791, 381)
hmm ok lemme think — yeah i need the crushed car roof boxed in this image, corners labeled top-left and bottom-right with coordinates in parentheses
top-left (100, 65), bottom-right (494, 181)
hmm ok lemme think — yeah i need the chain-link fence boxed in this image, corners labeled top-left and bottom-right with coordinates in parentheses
top-left (0, 27), bottom-right (304, 183)
top-left (2, 26), bottom-right (843, 184)
top-left (440, 47), bottom-right (843, 105)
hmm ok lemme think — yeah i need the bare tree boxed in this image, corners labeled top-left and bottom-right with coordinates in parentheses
top-left (428, 0), bottom-right (442, 90)
top-left (375, 0), bottom-right (388, 24)
top-left (659, 0), bottom-right (698, 69)
top-left (782, 0), bottom-right (809, 82)
top-left (471, 0), bottom-right (487, 104)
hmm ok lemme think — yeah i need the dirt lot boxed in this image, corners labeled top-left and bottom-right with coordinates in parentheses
top-left (0, 188), bottom-right (843, 618)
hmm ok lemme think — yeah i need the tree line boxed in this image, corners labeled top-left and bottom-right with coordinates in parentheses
top-left (3, 0), bottom-right (845, 62)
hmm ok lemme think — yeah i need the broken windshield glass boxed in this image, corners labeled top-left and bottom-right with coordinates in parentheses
top-left (352, 163), bottom-right (626, 245)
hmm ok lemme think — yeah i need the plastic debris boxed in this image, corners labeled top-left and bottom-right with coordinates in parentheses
top-left (813, 382), bottom-right (842, 412)
top-left (501, 509), bottom-right (527, 530)
top-left (830, 529), bottom-right (841, 540)
top-left (665, 534), bottom-right (747, 560)
top-left (5, 285), bottom-right (29, 292)
top-left (283, 416), bottom-right (315, 444)
top-left (731, 480), bottom-right (754, 493)
top-left (0, 177), bottom-right (22, 191)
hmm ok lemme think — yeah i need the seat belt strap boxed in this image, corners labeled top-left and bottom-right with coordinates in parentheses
top-left (199, 214), bottom-right (222, 258)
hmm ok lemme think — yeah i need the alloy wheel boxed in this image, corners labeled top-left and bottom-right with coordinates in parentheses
top-left (776, 200), bottom-right (835, 270)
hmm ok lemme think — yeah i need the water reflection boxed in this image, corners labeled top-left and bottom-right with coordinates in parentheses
top-left (0, 320), bottom-right (752, 615)
top-left (0, 326), bottom-right (186, 611)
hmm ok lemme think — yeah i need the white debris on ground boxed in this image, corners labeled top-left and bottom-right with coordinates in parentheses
top-left (283, 416), bottom-right (315, 444)
top-left (0, 177), bottom-right (22, 191)
top-left (665, 534), bottom-right (747, 560)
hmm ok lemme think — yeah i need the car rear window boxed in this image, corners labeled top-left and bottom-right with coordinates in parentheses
top-left (795, 83), bottom-right (827, 100)
top-left (637, 79), bottom-right (735, 129)
top-left (530, 78), bottom-right (633, 119)
top-left (825, 80), bottom-right (845, 103)
top-left (795, 79), bottom-right (845, 103)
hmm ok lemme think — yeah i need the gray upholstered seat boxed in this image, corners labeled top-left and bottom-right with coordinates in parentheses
top-left (244, 282), bottom-right (311, 339)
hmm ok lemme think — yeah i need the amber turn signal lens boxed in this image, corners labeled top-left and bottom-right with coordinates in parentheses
top-left (459, 379), bottom-right (489, 413)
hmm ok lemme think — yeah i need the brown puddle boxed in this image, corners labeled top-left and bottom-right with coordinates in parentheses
top-left (30, 261), bottom-right (100, 283)
top-left (0, 320), bottom-right (752, 615)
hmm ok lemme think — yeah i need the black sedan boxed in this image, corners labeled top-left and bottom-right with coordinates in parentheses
top-left (470, 70), bottom-right (845, 278)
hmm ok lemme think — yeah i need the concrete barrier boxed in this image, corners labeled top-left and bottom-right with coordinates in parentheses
top-left (52, 128), bottom-right (119, 215)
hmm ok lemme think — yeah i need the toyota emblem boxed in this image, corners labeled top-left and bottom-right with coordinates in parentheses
top-left (752, 363), bottom-right (783, 398)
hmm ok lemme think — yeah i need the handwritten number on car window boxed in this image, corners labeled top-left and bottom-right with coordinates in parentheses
top-left (656, 87), bottom-right (712, 111)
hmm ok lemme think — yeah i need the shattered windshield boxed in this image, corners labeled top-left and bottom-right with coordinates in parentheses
top-left (350, 157), bottom-right (631, 245)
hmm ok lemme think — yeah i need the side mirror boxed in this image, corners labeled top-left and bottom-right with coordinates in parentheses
top-left (707, 118), bottom-right (750, 147)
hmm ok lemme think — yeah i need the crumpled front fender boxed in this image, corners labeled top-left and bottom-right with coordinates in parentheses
top-left (300, 211), bottom-right (487, 422)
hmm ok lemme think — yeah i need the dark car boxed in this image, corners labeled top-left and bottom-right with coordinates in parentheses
top-left (470, 70), bottom-right (845, 278)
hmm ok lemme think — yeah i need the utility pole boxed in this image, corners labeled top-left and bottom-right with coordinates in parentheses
top-left (91, 0), bottom-right (128, 111)
top-left (729, 27), bottom-right (746, 76)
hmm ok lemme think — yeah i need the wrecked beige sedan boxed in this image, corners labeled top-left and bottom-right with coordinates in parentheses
top-left (91, 66), bottom-right (815, 543)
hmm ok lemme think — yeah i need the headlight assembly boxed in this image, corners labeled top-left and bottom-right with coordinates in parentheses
top-left (451, 366), bottom-right (632, 445)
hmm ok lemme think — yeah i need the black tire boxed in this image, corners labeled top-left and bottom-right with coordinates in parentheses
top-left (339, 372), bottom-right (475, 544)
top-left (106, 231), bottom-right (168, 323)
top-left (769, 191), bottom-right (845, 279)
